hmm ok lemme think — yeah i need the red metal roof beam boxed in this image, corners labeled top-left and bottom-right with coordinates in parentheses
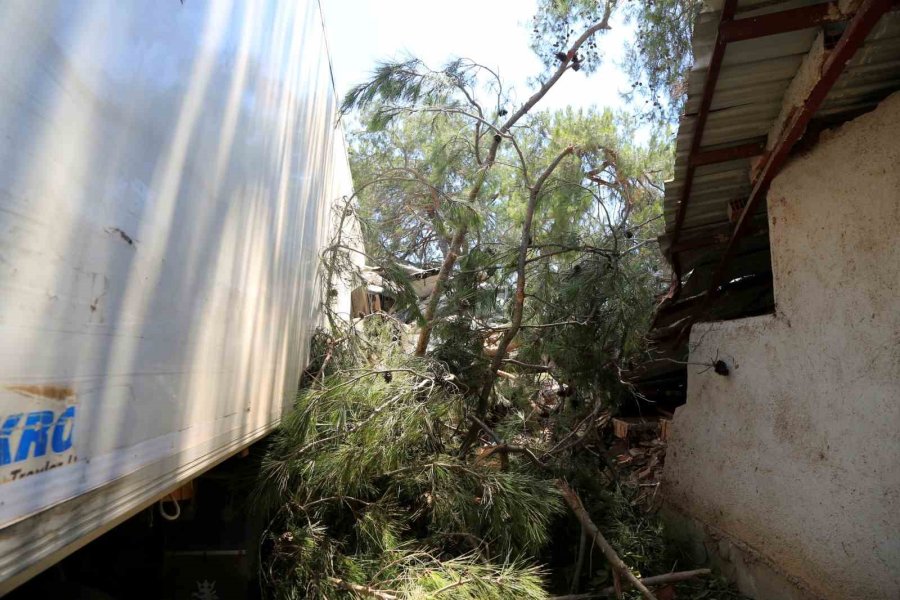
top-left (705, 0), bottom-right (893, 304)
top-left (667, 0), bottom-right (738, 292)
top-left (722, 2), bottom-right (848, 42)
top-left (690, 141), bottom-right (766, 167)
top-left (721, 0), bottom-right (899, 42)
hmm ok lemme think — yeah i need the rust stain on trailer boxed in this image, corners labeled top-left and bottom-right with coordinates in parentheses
top-left (7, 385), bottom-right (75, 401)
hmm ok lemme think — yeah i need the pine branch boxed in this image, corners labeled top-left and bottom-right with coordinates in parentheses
top-left (414, 6), bottom-right (614, 356)
top-left (460, 145), bottom-right (576, 454)
top-left (551, 569), bottom-right (712, 599)
top-left (499, 3), bottom-right (614, 130)
top-left (544, 409), bottom-right (609, 459)
top-left (476, 443), bottom-right (549, 471)
top-left (501, 359), bottom-right (551, 372)
top-left (570, 527), bottom-right (589, 594)
top-left (556, 481), bottom-right (659, 600)
top-left (329, 577), bottom-right (399, 600)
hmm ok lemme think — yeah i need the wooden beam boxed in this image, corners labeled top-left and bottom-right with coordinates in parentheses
top-left (668, 234), bottom-right (729, 255)
top-left (653, 272), bottom-right (773, 329)
top-left (706, 0), bottom-right (892, 304)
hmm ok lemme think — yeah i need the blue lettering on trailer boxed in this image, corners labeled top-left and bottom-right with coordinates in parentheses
top-left (0, 407), bottom-right (76, 466)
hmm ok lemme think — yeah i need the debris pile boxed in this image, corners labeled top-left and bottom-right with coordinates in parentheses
top-left (608, 416), bottom-right (671, 510)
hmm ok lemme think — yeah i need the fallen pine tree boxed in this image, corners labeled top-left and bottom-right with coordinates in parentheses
top-left (254, 311), bottom-right (743, 599)
top-left (254, 1), bottom-right (748, 596)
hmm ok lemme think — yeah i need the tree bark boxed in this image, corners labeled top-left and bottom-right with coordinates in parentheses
top-left (459, 146), bottom-right (575, 453)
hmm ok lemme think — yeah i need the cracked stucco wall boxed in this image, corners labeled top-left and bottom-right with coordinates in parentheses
top-left (664, 92), bottom-right (900, 600)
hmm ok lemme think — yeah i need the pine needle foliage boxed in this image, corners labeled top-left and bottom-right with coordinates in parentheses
top-left (342, 58), bottom-right (501, 132)
top-left (257, 4), bottom-right (750, 597)
top-left (530, 0), bottom-right (702, 122)
top-left (258, 317), bottom-right (563, 598)
top-left (393, 554), bottom-right (548, 599)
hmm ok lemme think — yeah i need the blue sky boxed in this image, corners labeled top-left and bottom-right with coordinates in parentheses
top-left (320, 0), bottom-right (634, 113)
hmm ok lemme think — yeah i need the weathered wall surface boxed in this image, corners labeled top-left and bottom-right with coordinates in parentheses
top-left (664, 92), bottom-right (900, 599)
top-left (0, 0), bottom-right (352, 591)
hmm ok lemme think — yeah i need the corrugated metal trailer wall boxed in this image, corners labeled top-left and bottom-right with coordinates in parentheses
top-left (0, 0), bottom-right (352, 591)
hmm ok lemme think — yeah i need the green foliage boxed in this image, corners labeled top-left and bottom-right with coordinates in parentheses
top-left (342, 59), bottom-right (439, 125)
top-left (376, 256), bottom-right (428, 323)
top-left (343, 58), bottom-right (504, 132)
top-left (393, 554), bottom-right (548, 599)
top-left (530, 0), bottom-right (610, 75)
top-left (622, 0), bottom-right (701, 121)
top-left (421, 462), bottom-right (563, 555)
top-left (348, 108), bottom-right (480, 267)
top-left (530, 0), bottom-right (701, 122)
top-left (481, 108), bottom-right (672, 396)
top-left (259, 320), bottom-right (563, 598)
top-left (264, 519), bottom-right (550, 599)
top-left (429, 246), bottom-right (498, 383)
top-left (258, 6), bottom-right (750, 597)
top-left (350, 103), bottom-right (672, 393)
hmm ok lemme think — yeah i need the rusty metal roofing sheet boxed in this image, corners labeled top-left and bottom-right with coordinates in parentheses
top-left (661, 2), bottom-right (900, 272)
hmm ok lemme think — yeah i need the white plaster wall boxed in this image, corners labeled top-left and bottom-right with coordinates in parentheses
top-left (664, 92), bottom-right (900, 600)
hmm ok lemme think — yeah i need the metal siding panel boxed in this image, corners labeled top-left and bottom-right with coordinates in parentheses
top-left (0, 0), bottom-right (352, 587)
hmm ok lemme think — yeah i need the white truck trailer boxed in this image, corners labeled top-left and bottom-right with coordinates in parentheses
top-left (0, 1), bottom-right (351, 593)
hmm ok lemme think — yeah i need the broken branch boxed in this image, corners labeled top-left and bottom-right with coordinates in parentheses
top-left (460, 146), bottom-right (577, 454)
top-left (329, 577), bottom-right (399, 600)
top-left (556, 481), bottom-right (659, 600)
top-left (551, 569), bottom-right (712, 599)
top-left (570, 526), bottom-right (589, 594)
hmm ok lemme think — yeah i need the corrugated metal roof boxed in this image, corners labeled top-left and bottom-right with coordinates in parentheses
top-left (631, 1), bottom-right (900, 399)
top-left (661, 1), bottom-right (900, 275)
